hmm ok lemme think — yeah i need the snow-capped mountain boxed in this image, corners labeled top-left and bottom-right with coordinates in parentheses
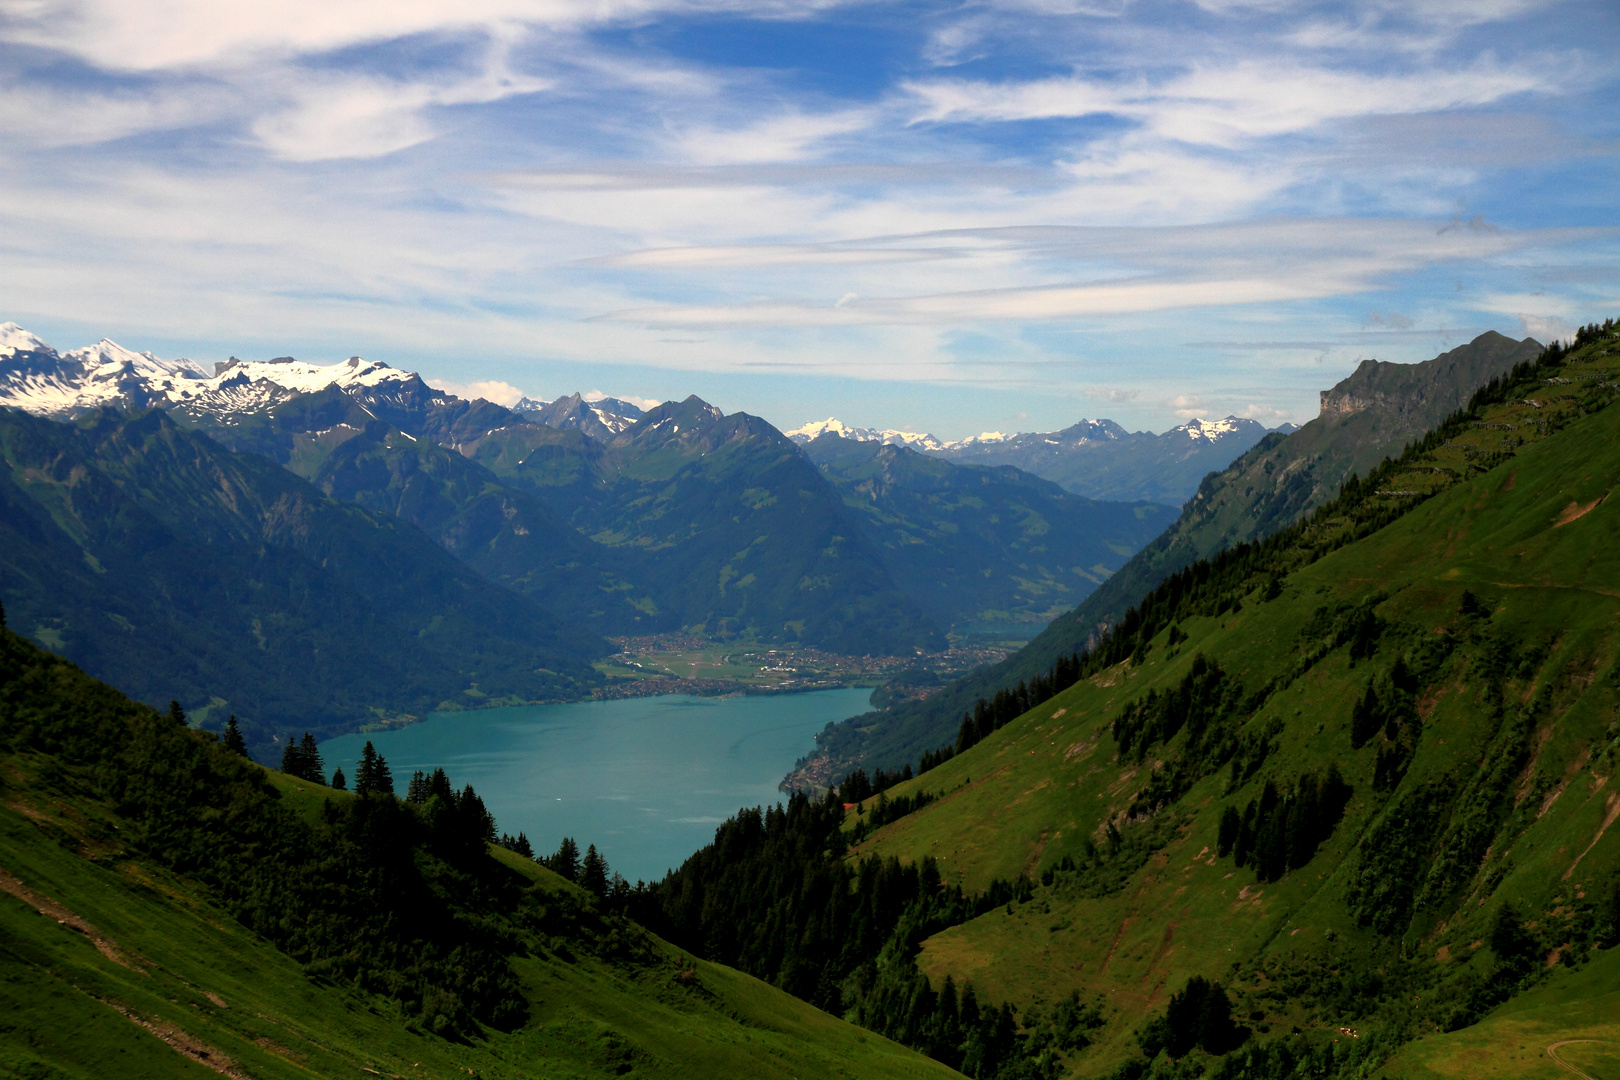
top-left (784, 411), bottom-right (1279, 505)
top-left (784, 417), bottom-right (945, 451)
top-left (928, 415), bottom-right (1274, 504)
top-left (0, 323), bottom-right (659, 445)
top-left (0, 322), bottom-right (426, 423)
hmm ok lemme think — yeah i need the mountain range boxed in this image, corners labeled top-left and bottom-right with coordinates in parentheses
top-left (805, 435), bottom-right (1175, 631)
top-left (787, 414), bottom-right (1283, 505)
top-left (793, 329), bottom-right (1545, 784)
top-left (3, 318), bottom-right (1615, 1080)
top-left (0, 322), bottom-right (1196, 746)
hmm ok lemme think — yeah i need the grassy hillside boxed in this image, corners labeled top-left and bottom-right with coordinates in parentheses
top-left (836, 323), bottom-right (1620, 1076)
top-left (0, 627), bottom-right (959, 1080)
top-left (806, 436), bottom-right (1175, 632)
top-left (802, 330), bottom-right (1544, 782)
top-left (0, 407), bottom-right (605, 758)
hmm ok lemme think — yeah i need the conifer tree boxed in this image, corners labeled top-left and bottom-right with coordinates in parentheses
top-left (280, 738), bottom-right (303, 776)
top-left (331, 768), bottom-right (347, 790)
top-left (550, 837), bottom-right (580, 881)
top-left (167, 700), bottom-right (187, 727)
top-left (300, 732), bottom-right (326, 786)
top-left (222, 715), bottom-right (248, 757)
top-left (356, 741), bottom-right (379, 795)
top-left (581, 844), bottom-right (609, 897)
top-left (406, 770), bottom-right (430, 803)
top-left (608, 872), bottom-right (629, 903)
top-left (428, 767), bottom-right (453, 801)
top-left (352, 741), bottom-right (392, 795)
top-left (454, 785), bottom-right (493, 845)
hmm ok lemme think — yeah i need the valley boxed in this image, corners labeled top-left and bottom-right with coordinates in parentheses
top-left (2, 318), bottom-right (1617, 1080)
top-left (595, 635), bottom-right (1016, 699)
top-left (4, 5), bottom-right (1611, 1079)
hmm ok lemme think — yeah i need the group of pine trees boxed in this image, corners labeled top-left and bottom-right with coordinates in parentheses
top-left (1216, 768), bottom-right (1353, 882)
top-left (536, 836), bottom-right (626, 900)
top-left (1138, 976), bottom-right (1241, 1059)
top-left (606, 785), bottom-right (1101, 1078)
top-left (278, 734), bottom-right (393, 794)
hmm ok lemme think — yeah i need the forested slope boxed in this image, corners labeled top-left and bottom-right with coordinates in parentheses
top-left (0, 625), bottom-right (958, 1080)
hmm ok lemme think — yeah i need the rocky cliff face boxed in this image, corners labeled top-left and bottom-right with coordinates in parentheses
top-left (1318, 331), bottom-right (1541, 422)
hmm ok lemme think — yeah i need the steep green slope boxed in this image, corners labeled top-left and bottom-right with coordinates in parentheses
top-left (801, 330), bottom-right (1543, 781)
top-left (805, 436), bottom-right (1175, 630)
top-left (0, 407), bottom-right (604, 757)
top-left (841, 324), bottom-right (1620, 1076)
top-left (0, 628), bottom-right (959, 1080)
top-left (1045, 329), bottom-right (1543, 643)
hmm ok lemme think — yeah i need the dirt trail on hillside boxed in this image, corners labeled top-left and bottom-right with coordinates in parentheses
top-left (0, 865), bottom-right (141, 970)
top-left (101, 998), bottom-right (250, 1079)
top-left (1547, 1039), bottom-right (1610, 1080)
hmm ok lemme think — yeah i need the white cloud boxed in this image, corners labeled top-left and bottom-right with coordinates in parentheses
top-left (584, 388), bottom-right (662, 409)
top-left (435, 377), bottom-right (531, 405)
top-left (0, 80), bottom-right (231, 146)
top-left (0, 0), bottom-right (781, 72)
top-left (906, 59), bottom-right (1553, 146)
top-left (250, 43), bottom-right (551, 161)
top-left (674, 108), bottom-right (876, 166)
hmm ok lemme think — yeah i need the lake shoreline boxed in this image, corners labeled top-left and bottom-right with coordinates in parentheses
top-left (320, 687), bottom-right (874, 883)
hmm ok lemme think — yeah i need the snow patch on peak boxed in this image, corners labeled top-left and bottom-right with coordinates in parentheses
top-left (64, 338), bottom-right (207, 379)
top-left (1174, 416), bottom-right (1253, 441)
top-left (786, 418), bottom-right (861, 441)
top-left (784, 417), bottom-right (943, 450)
top-left (0, 322), bottom-right (54, 357)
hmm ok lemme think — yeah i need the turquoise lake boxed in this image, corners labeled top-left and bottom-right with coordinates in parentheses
top-left (319, 688), bottom-right (871, 883)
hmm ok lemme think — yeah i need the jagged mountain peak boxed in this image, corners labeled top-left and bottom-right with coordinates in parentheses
top-left (516, 391), bottom-right (648, 439)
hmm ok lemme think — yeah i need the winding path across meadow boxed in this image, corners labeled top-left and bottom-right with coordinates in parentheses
top-left (1548, 1040), bottom-right (1607, 1080)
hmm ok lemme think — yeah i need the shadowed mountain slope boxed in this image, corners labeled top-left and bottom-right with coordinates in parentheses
top-left (805, 435), bottom-right (1176, 630)
top-left (0, 407), bottom-right (605, 757)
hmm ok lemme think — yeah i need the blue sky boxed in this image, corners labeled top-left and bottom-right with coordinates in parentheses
top-left (1, 0), bottom-right (1616, 438)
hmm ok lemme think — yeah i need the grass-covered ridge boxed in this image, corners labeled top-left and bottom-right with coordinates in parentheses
top-left (0, 624), bottom-right (958, 1080)
top-left (838, 321), bottom-right (1620, 1076)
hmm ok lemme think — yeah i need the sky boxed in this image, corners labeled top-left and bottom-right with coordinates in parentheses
top-left (0, 0), bottom-right (1616, 439)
